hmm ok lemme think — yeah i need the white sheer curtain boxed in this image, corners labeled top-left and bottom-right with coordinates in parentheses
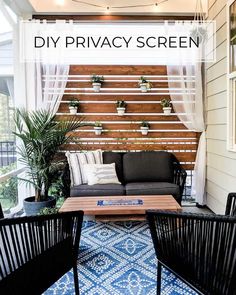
top-left (24, 63), bottom-right (69, 114)
top-left (167, 63), bottom-right (206, 205)
top-left (19, 19), bottom-right (69, 113)
top-left (40, 64), bottom-right (70, 114)
top-left (5, 77), bottom-right (14, 100)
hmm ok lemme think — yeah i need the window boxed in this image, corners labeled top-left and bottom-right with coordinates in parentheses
top-left (228, 0), bottom-right (236, 151)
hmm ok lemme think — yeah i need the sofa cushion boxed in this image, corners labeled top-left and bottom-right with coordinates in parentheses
top-left (123, 151), bottom-right (173, 183)
top-left (83, 163), bottom-right (120, 185)
top-left (125, 182), bottom-right (180, 202)
top-left (103, 152), bottom-right (124, 183)
top-left (70, 183), bottom-right (125, 197)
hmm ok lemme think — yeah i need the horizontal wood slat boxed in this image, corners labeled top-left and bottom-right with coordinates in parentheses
top-left (78, 123), bottom-right (188, 130)
top-left (66, 81), bottom-right (169, 88)
top-left (56, 114), bottom-right (181, 121)
top-left (69, 65), bottom-right (168, 75)
top-left (78, 139), bottom-right (198, 143)
top-left (57, 64), bottom-right (199, 170)
top-left (69, 131), bottom-right (198, 138)
top-left (61, 95), bottom-right (171, 101)
top-left (58, 103), bottom-right (172, 113)
top-left (63, 143), bottom-right (197, 151)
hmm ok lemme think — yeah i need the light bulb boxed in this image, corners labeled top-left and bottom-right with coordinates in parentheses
top-left (105, 6), bottom-right (110, 14)
top-left (55, 0), bottom-right (65, 6)
top-left (153, 3), bottom-right (159, 12)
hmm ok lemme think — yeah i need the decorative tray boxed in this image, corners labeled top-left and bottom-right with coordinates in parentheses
top-left (97, 199), bottom-right (143, 206)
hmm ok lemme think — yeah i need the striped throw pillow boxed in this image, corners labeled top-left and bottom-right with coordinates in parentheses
top-left (83, 163), bottom-right (121, 185)
top-left (65, 150), bottom-right (103, 186)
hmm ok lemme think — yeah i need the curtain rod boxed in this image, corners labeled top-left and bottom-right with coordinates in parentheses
top-left (29, 19), bottom-right (194, 24)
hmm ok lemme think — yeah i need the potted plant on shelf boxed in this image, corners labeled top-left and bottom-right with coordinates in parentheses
top-left (160, 98), bottom-right (172, 115)
top-left (140, 121), bottom-right (150, 135)
top-left (14, 108), bottom-right (85, 215)
top-left (91, 74), bottom-right (104, 92)
top-left (116, 100), bottom-right (127, 116)
top-left (94, 121), bottom-right (103, 135)
top-left (69, 99), bottom-right (79, 114)
top-left (138, 76), bottom-right (152, 92)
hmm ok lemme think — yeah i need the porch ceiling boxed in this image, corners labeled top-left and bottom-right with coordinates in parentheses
top-left (27, 0), bottom-right (208, 15)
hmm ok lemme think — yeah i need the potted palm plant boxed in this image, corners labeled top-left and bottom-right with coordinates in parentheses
top-left (14, 108), bottom-right (85, 215)
top-left (116, 100), bottom-right (127, 116)
top-left (91, 74), bottom-right (104, 92)
top-left (160, 98), bottom-right (172, 115)
top-left (94, 121), bottom-right (103, 135)
top-left (69, 99), bottom-right (80, 114)
top-left (139, 76), bottom-right (152, 92)
top-left (140, 121), bottom-right (150, 135)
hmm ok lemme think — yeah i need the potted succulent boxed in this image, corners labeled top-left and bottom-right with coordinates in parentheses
top-left (69, 99), bottom-right (79, 114)
top-left (14, 108), bottom-right (85, 215)
top-left (91, 74), bottom-right (104, 92)
top-left (161, 98), bottom-right (172, 115)
top-left (139, 76), bottom-right (152, 92)
top-left (140, 121), bottom-right (150, 135)
top-left (94, 121), bottom-right (103, 135)
top-left (116, 100), bottom-right (127, 116)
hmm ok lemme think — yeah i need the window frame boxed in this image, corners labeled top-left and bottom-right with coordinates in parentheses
top-left (227, 0), bottom-right (236, 151)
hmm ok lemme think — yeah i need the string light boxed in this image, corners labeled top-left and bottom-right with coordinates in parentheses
top-left (55, 0), bottom-right (65, 6)
top-left (153, 3), bottom-right (159, 12)
top-left (72, 0), bottom-right (168, 11)
top-left (105, 6), bottom-right (110, 14)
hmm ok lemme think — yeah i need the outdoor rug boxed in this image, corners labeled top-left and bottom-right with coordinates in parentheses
top-left (45, 221), bottom-right (197, 295)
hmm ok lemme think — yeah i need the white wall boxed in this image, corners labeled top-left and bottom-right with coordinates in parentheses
top-left (206, 0), bottom-right (236, 213)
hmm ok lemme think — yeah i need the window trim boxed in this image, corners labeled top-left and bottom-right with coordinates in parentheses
top-left (227, 0), bottom-right (236, 152)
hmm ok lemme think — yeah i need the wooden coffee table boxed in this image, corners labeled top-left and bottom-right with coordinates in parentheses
top-left (59, 195), bottom-right (182, 221)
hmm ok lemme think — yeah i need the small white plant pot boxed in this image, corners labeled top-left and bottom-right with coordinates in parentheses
top-left (69, 106), bottom-right (78, 114)
top-left (117, 107), bottom-right (126, 116)
top-left (94, 127), bottom-right (103, 135)
top-left (163, 107), bottom-right (172, 115)
top-left (140, 83), bottom-right (148, 93)
top-left (93, 83), bottom-right (101, 92)
top-left (140, 127), bottom-right (149, 135)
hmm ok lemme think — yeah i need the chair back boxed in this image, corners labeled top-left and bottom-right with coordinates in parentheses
top-left (0, 203), bottom-right (3, 219)
top-left (0, 211), bottom-right (83, 295)
top-left (225, 193), bottom-right (236, 216)
top-left (147, 211), bottom-right (236, 295)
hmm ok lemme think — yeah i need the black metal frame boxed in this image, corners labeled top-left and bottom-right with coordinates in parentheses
top-left (225, 192), bottom-right (236, 216)
top-left (172, 154), bottom-right (187, 203)
top-left (0, 211), bottom-right (84, 295)
top-left (0, 203), bottom-right (3, 219)
top-left (147, 209), bottom-right (236, 295)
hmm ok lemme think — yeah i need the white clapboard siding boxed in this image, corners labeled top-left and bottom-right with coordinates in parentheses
top-left (206, 0), bottom-right (236, 213)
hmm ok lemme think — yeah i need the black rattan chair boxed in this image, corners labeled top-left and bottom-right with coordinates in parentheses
top-left (0, 203), bottom-right (3, 219)
top-left (225, 192), bottom-right (236, 216)
top-left (147, 210), bottom-right (236, 295)
top-left (0, 211), bottom-right (84, 295)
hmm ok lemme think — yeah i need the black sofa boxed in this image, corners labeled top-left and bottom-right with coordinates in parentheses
top-left (63, 151), bottom-right (187, 204)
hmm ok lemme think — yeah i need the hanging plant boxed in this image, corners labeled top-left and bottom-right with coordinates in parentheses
top-left (190, 0), bottom-right (207, 45)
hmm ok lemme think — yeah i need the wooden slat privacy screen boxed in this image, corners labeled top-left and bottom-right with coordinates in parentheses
top-left (54, 65), bottom-right (199, 170)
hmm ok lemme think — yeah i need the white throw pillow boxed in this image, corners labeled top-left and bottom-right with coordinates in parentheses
top-left (65, 150), bottom-right (103, 186)
top-left (83, 163), bottom-right (121, 186)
